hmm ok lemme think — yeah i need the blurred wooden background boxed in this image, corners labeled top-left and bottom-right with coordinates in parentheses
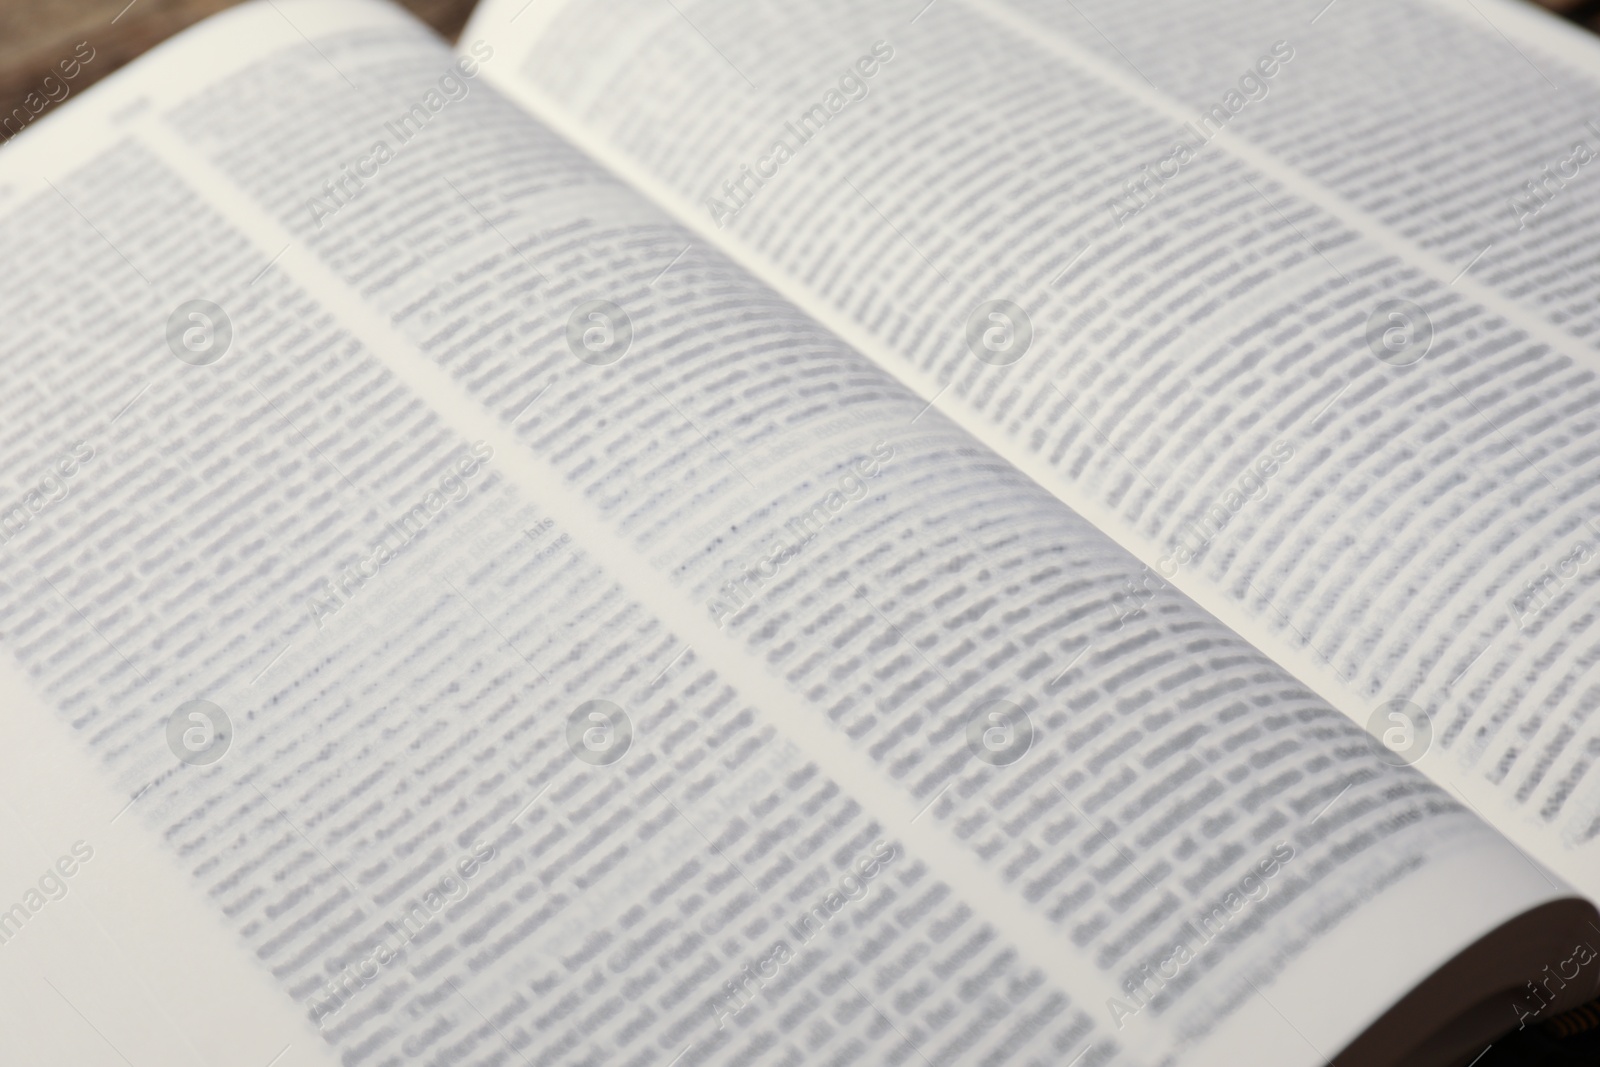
top-left (2, 0), bottom-right (1596, 136)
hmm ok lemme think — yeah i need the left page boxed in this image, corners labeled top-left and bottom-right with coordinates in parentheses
top-left (0, 4), bottom-right (1589, 1067)
top-left (0, 649), bottom-right (346, 1067)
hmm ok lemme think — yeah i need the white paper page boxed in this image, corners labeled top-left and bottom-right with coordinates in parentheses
top-left (462, 0), bottom-right (1600, 907)
top-left (0, 650), bottom-right (343, 1067)
top-left (0, 3), bottom-right (1586, 1067)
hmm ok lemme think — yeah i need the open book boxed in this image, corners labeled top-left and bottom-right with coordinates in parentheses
top-left (2, 0), bottom-right (1600, 1063)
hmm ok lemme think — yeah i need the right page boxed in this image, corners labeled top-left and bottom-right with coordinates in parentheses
top-left (465, 0), bottom-right (1600, 897)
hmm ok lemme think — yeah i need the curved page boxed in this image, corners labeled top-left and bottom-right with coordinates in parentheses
top-left (466, 0), bottom-right (1600, 918)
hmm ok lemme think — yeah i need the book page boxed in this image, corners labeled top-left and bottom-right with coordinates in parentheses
top-left (0, 3), bottom-right (1589, 1067)
top-left (463, 0), bottom-right (1600, 903)
top-left (0, 651), bottom-right (343, 1067)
